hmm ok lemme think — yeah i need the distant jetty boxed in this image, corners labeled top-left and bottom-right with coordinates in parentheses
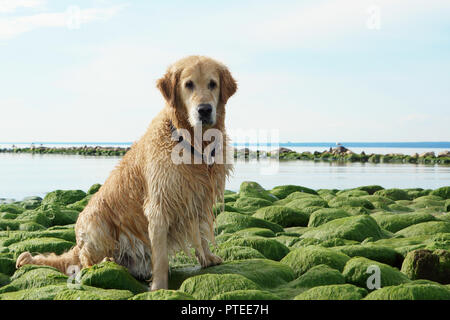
top-left (1, 145), bottom-right (449, 165)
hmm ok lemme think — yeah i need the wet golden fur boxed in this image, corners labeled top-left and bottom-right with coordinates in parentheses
top-left (16, 56), bottom-right (237, 290)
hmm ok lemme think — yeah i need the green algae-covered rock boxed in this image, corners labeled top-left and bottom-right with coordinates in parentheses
top-left (0, 212), bottom-right (17, 220)
top-left (301, 215), bottom-right (386, 242)
top-left (235, 227), bottom-right (276, 238)
top-left (308, 208), bottom-right (350, 227)
top-left (212, 289), bottom-right (281, 300)
top-left (224, 193), bottom-right (240, 203)
top-left (131, 289), bottom-right (195, 300)
top-left (213, 245), bottom-right (265, 261)
top-left (38, 204), bottom-right (79, 226)
top-left (400, 249), bottom-right (450, 284)
top-left (0, 229), bottom-right (75, 247)
top-left (0, 204), bottom-right (25, 215)
top-left (0, 266), bottom-right (68, 293)
top-left (80, 261), bottom-right (146, 294)
top-left (285, 198), bottom-right (328, 211)
top-left (0, 257), bottom-right (16, 276)
top-left (328, 197), bottom-right (374, 210)
top-left (54, 286), bottom-right (134, 300)
top-left (286, 264), bottom-right (345, 289)
top-left (0, 219), bottom-right (20, 231)
top-left (253, 206), bottom-right (309, 227)
top-left (274, 235), bottom-right (300, 247)
top-left (430, 186), bottom-right (450, 200)
top-left (373, 233), bottom-right (450, 255)
top-left (170, 259), bottom-right (295, 290)
top-left (239, 181), bottom-right (278, 202)
top-left (395, 221), bottom-right (450, 237)
top-left (221, 236), bottom-right (290, 261)
top-left (234, 197), bottom-right (273, 212)
top-left (18, 222), bottom-right (46, 231)
top-left (333, 244), bottom-right (403, 267)
top-left (356, 185), bottom-right (384, 195)
top-left (20, 197), bottom-right (42, 210)
top-left (0, 273), bottom-right (10, 288)
top-left (66, 195), bottom-right (92, 212)
top-left (336, 189), bottom-right (369, 198)
top-left (87, 183), bottom-right (102, 195)
top-left (294, 284), bottom-right (367, 300)
top-left (388, 204), bottom-right (414, 212)
top-left (15, 210), bottom-right (51, 228)
top-left (372, 212), bottom-right (436, 233)
top-left (364, 282), bottom-right (450, 300)
top-left (8, 237), bottom-right (75, 259)
top-left (342, 257), bottom-right (410, 289)
top-left (374, 188), bottom-right (411, 201)
top-left (42, 189), bottom-right (86, 206)
top-left (0, 284), bottom-right (69, 300)
top-left (280, 245), bottom-right (350, 277)
top-left (270, 185), bottom-right (318, 199)
top-left (216, 211), bottom-right (284, 234)
top-left (179, 273), bottom-right (260, 299)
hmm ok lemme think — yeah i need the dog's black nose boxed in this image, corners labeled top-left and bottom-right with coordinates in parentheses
top-left (198, 104), bottom-right (212, 118)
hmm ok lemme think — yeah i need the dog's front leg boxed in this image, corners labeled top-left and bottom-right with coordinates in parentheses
top-left (148, 220), bottom-right (169, 291)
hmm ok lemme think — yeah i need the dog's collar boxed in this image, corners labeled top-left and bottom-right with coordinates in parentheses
top-left (169, 120), bottom-right (216, 165)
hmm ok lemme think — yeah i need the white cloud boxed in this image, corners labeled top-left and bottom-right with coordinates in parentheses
top-left (0, 3), bottom-right (127, 40)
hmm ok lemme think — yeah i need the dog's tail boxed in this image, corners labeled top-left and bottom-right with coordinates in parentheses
top-left (15, 245), bottom-right (81, 275)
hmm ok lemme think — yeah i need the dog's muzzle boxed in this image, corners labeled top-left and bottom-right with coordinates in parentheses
top-left (197, 104), bottom-right (214, 125)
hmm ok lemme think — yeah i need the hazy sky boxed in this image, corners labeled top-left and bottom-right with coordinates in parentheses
top-left (1, 0), bottom-right (449, 143)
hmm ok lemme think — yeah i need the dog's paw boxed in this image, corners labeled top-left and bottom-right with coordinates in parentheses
top-left (16, 251), bottom-right (34, 268)
top-left (101, 257), bottom-right (115, 263)
top-left (200, 253), bottom-right (222, 268)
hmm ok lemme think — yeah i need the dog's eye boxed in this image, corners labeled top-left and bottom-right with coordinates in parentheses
top-left (208, 80), bottom-right (217, 90)
top-left (185, 80), bottom-right (194, 90)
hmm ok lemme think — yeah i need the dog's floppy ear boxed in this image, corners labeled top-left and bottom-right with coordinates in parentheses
top-left (219, 67), bottom-right (237, 104)
top-left (157, 69), bottom-right (181, 108)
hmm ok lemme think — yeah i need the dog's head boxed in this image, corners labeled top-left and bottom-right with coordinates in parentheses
top-left (157, 56), bottom-right (237, 128)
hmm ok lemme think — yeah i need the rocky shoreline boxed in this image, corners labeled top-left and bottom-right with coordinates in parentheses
top-left (0, 182), bottom-right (449, 300)
top-left (1, 145), bottom-right (449, 165)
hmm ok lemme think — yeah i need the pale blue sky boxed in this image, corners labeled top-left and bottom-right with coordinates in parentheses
top-left (1, 0), bottom-right (449, 143)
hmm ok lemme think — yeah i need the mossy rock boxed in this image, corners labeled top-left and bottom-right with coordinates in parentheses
top-left (87, 183), bottom-right (102, 195)
top-left (221, 236), bottom-right (290, 261)
top-left (213, 203), bottom-right (239, 216)
top-left (395, 221), bottom-right (450, 238)
top-left (400, 249), bottom-right (450, 284)
top-left (274, 235), bottom-right (301, 247)
top-left (0, 204), bottom-right (25, 215)
top-left (0, 257), bottom-right (16, 276)
top-left (253, 206), bottom-right (309, 227)
top-left (373, 212), bottom-right (436, 233)
top-left (18, 222), bottom-right (46, 232)
top-left (66, 195), bottom-right (92, 212)
top-left (430, 186), bottom-right (450, 200)
top-left (333, 244), bottom-right (403, 268)
top-left (215, 211), bottom-right (284, 234)
top-left (0, 212), bottom-right (17, 220)
top-left (364, 282), bottom-right (450, 300)
top-left (179, 273), bottom-right (260, 299)
top-left (328, 197), bottom-right (374, 210)
top-left (15, 210), bottom-right (51, 228)
top-left (224, 193), bottom-right (240, 203)
top-left (285, 198), bottom-right (328, 211)
top-left (233, 197), bottom-right (273, 212)
top-left (239, 181), bottom-right (278, 202)
top-left (270, 185), bottom-right (317, 200)
top-left (373, 233), bottom-right (450, 256)
top-left (355, 185), bottom-right (384, 195)
top-left (445, 199), bottom-right (450, 212)
top-left (0, 284), bottom-right (69, 300)
top-left (42, 189), bottom-right (87, 206)
top-left (336, 189), bottom-right (369, 198)
top-left (130, 289), bottom-right (195, 300)
top-left (0, 219), bottom-right (20, 231)
top-left (361, 195), bottom-right (395, 206)
top-left (8, 237), bottom-right (75, 259)
top-left (0, 266), bottom-right (68, 293)
top-left (388, 204), bottom-right (414, 212)
top-left (80, 261), bottom-right (146, 294)
top-left (280, 245), bottom-right (350, 277)
top-left (0, 273), bottom-right (10, 288)
top-left (212, 289), bottom-right (280, 300)
top-left (308, 208), bottom-right (350, 227)
top-left (301, 215), bottom-right (386, 242)
top-left (54, 285), bottom-right (134, 300)
top-left (342, 257), bottom-right (410, 289)
top-left (0, 229), bottom-right (75, 247)
top-left (38, 204), bottom-right (79, 226)
top-left (213, 245), bottom-right (265, 262)
top-left (20, 198), bottom-right (42, 210)
top-left (294, 284), bottom-right (367, 300)
top-left (169, 259), bottom-right (295, 290)
top-left (235, 227), bottom-right (276, 238)
top-left (374, 188), bottom-right (411, 201)
top-left (286, 264), bottom-right (345, 289)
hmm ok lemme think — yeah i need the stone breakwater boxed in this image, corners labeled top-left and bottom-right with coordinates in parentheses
top-left (0, 182), bottom-right (450, 300)
top-left (1, 146), bottom-right (450, 164)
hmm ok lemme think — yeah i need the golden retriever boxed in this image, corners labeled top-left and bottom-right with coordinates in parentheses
top-left (16, 55), bottom-right (237, 291)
